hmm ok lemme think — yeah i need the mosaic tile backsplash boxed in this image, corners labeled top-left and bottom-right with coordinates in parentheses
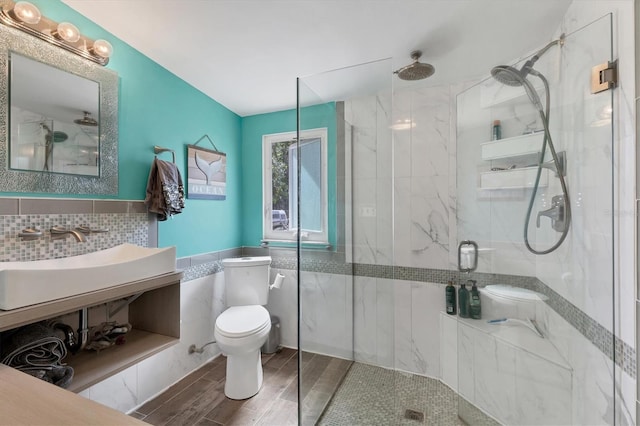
top-left (0, 212), bottom-right (149, 262)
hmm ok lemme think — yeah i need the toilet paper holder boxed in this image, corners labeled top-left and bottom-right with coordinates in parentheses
top-left (270, 273), bottom-right (284, 290)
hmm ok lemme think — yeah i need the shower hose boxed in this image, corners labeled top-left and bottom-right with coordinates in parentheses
top-left (520, 71), bottom-right (572, 255)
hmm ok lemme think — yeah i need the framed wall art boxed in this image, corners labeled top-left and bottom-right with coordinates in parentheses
top-left (186, 135), bottom-right (226, 200)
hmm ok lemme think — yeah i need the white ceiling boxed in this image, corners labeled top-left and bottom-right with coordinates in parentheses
top-left (62, 0), bottom-right (572, 117)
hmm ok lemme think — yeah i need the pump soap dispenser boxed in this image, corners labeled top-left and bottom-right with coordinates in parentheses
top-left (458, 282), bottom-right (470, 318)
top-left (469, 280), bottom-right (481, 319)
top-left (446, 281), bottom-right (456, 315)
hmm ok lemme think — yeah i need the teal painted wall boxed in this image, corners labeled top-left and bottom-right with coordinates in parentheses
top-left (241, 103), bottom-right (337, 247)
top-left (6, 1), bottom-right (243, 257)
top-left (2, 1), bottom-right (339, 256)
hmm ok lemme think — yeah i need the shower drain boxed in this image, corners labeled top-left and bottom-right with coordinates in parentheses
top-left (404, 409), bottom-right (425, 422)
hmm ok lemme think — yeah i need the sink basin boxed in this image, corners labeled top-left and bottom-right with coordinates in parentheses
top-left (0, 244), bottom-right (176, 310)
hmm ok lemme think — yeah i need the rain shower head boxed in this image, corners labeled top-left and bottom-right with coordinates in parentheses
top-left (394, 50), bottom-right (435, 81)
top-left (74, 111), bottom-right (98, 127)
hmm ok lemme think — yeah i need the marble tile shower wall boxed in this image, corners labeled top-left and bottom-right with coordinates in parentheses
top-left (344, 94), bottom-right (394, 266)
top-left (344, 86), bottom-right (455, 271)
top-left (558, 5), bottom-right (636, 424)
top-left (342, 5), bottom-right (635, 419)
top-left (392, 85), bottom-right (455, 271)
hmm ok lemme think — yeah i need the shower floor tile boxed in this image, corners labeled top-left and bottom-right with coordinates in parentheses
top-left (131, 352), bottom-right (497, 426)
top-left (318, 363), bottom-right (499, 426)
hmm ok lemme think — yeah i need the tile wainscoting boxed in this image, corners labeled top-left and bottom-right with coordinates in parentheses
top-left (178, 247), bottom-right (634, 381)
top-left (176, 246), bottom-right (633, 423)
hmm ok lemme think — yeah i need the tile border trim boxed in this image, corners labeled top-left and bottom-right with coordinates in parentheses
top-left (179, 247), bottom-right (634, 379)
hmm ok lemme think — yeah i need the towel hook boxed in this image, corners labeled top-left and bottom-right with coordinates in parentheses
top-left (154, 145), bottom-right (175, 163)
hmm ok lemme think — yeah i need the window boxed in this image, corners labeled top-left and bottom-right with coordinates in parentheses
top-left (263, 128), bottom-right (328, 242)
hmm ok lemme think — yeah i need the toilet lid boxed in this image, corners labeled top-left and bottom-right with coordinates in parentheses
top-left (215, 305), bottom-right (270, 338)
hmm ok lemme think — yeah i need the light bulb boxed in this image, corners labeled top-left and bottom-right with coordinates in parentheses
top-left (92, 39), bottom-right (113, 58)
top-left (55, 22), bottom-right (80, 43)
top-left (12, 1), bottom-right (41, 24)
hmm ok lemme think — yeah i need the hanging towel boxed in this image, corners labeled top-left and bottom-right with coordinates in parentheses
top-left (145, 158), bottom-right (185, 221)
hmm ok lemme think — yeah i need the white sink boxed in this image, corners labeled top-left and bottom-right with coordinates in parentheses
top-left (0, 244), bottom-right (177, 310)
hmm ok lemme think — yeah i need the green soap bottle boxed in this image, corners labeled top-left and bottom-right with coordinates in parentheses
top-left (445, 281), bottom-right (456, 315)
top-left (458, 282), bottom-right (470, 318)
top-left (469, 280), bottom-right (482, 319)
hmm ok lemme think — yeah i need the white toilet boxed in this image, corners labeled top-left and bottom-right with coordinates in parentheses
top-left (214, 256), bottom-right (272, 400)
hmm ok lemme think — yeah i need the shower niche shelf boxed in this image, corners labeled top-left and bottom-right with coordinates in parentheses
top-left (0, 271), bottom-right (182, 393)
top-left (480, 166), bottom-right (548, 190)
top-left (479, 132), bottom-right (547, 190)
top-left (481, 132), bottom-right (543, 161)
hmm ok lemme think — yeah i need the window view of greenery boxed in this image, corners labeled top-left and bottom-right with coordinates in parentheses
top-left (264, 128), bottom-right (326, 242)
top-left (271, 140), bottom-right (294, 230)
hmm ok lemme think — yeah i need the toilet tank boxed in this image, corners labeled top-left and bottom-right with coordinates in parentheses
top-left (222, 256), bottom-right (271, 306)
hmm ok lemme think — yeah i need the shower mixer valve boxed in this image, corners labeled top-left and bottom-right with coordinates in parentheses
top-left (536, 195), bottom-right (568, 233)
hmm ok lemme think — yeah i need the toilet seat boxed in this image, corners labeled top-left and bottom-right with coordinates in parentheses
top-left (215, 305), bottom-right (270, 338)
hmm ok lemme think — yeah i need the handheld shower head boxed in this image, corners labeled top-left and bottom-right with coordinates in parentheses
top-left (489, 34), bottom-right (572, 256)
top-left (490, 57), bottom-right (542, 87)
top-left (52, 131), bottom-right (68, 143)
top-left (490, 65), bottom-right (524, 87)
top-left (490, 65), bottom-right (543, 111)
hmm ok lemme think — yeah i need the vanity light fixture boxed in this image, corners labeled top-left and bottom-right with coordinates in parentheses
top-left (0, 0), bottom-right (113, 66)
top-left (54, 22), bottom-right (80, 43)
top-left (91, 39), bottom-right (113, 59)
top-left (11, 1), bottom-right (40, 24)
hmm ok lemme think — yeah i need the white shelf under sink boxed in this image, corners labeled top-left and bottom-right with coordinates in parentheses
top-left (0, 271), bottom-right (183, 393)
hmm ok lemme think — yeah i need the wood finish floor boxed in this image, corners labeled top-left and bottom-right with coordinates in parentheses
top-left (130, 349), bottom-right (352, 426)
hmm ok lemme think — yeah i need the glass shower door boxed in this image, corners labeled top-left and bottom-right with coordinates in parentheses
top-left (297, 59), bottom-right (397, 425)
top-left (455, 14), bottom-right (615, 425)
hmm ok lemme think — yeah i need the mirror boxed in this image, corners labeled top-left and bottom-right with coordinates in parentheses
top-left (0, 24), bottom-right (118, 194)
top-left (10, 52), bottom-right (100, 176)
